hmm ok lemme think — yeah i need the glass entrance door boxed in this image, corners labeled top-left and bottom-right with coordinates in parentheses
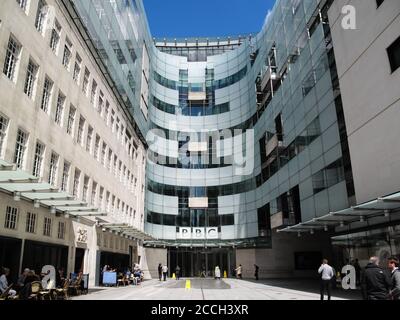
top-left (169, 247), bottom-right (234, 278)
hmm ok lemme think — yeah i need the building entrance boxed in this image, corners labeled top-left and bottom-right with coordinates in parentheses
top-left (168, 248), bottom-right (235, 278)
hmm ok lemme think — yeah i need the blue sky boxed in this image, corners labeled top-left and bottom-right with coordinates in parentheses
top-left (143, 0), bottom-right (276, 38)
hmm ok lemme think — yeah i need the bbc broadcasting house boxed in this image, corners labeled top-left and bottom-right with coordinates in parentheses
top-left (0, 0), bottom-right (399, 286)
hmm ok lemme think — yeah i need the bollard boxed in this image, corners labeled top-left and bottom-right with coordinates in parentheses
top-left (172, 273), bottom-right (176, 279)
top-left (185, 279), bottom-right (191, 290)
top-left (224, 270), bottom-right (227, 278)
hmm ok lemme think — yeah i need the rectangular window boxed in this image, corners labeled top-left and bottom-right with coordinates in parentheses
top-left (86, 126), bottom-right (93, 153)
top-left (91, 181), bottom-right (97, 206)
top-left (106, 191), bottom-right (111, 212)
top-left (66, 105), bottom-right (76, 136)
top-left (14, 128), bottom-right (28, 169)
top-left (24, 59), bottom-right (39, 98)
top-left (104, 101), bottom-right (110, 125)
top-left (113, 156), bottom-right (118, 176)
top-left (101, 143), bottom-right (107, 166)
top-left (26, 212), bottom-right (36, 233)
top-left (49, 20), bottom-right (61, 53)
top-left (387, 36), bottom-right (400, 73)
top-left (107, 149), bottom-right (113, 171)
top-left (35, 0), bottom-right (48, 34)
top-left (40, 76), bottom-right (53, 112)
top-left (32, 141), bottom-right (45, 177)
top-left (90, 80), bottom-right (97, 105)
top-left (61, 161), bottom-right (70, 192)
top-left (110, 110), bottom-right (115, 131)
top-left (62, 38), bottom-right (72, 70)
top-left (77, 116), bottom-right (85, 145)
top-left (57, 221), bottom-right (65, 239)
top-left (54, 92), bottom-right (65, 125)
top-left (0, 115), bottom-right (9, 157)
top-left (5, 206), bottom-right (18, 230)
top-left (48, 152), bottom-right (59, 186)
top-left (82, 175), bottom-right (89, 202)
top-left (43, 216), bottom-right (52, 237)
top-left (94, 135), bottom-right (100, 160)
top-left (99, 187), bottom-right (104, 210)
top-left (16, 0), bottom-right (29, 12)
top-left (98, 91), bottom-right (104, 115)
top-left (72, 168), bottom-right (80, 197)
top-left (73, 54), bottom-right (82, 84)
top-left (111, 195), bottom-right (115, 214)
top-left (82, 68), bottom-right (90, 95)
top-left (3, 36), bottom-right (21, 81)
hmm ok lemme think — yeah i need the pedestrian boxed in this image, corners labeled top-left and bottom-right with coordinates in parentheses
top-left (17, 268), bottom-right (30, 291)
top-left (353, 259), bottom-right (361, 286)
top-left (254, 264), bottom-right (259, 280)
top-left (158, 263), bottom-right (162, 281)
top-left (175, 265), bottom-right (181, 280)
top-left (235, 265), bottom-right (242, 279)
top-left (318, 259), bottom-right (334, 300)
top-left (388, 256), bottom-right (400, 300)
top-left (361, 256), bottom-right (391, 300)
top-left (162, 264), bottom-right (168, 281)
top-left (215, 266), bottom-right (221, 280)
top-left (0, 267), bottom-right (16, 297)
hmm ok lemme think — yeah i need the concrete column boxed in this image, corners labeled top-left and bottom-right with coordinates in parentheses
top-left (18, 238), bottom-right (25, 275)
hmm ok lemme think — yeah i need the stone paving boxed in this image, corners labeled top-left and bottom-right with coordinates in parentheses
top-left (73, 278), bottom-right (361, 300)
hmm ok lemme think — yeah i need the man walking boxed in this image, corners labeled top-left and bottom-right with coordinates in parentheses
top-left (362, 256), bottom-right (391, 300)
top-left (158, 263), bottom-right (162, 281)
top-left (235, 265), bottom-right (243, 279)
top-left (162, 264), bottom-right (168, 281)
top-left (318, 259), bottom-right (334, 300)
top-left (175, 265), bottom-right (181, 280)
top-left (254, 264), bottom-right (259, 280)
top-left (388, 256), bottom-right (400, 300)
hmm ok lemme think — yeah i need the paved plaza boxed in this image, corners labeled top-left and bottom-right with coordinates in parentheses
top-left (73, 278), bottom-right (361, 300)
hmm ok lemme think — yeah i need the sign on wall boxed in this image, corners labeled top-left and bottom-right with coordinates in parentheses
top-left (177, 227), bottom-right (219, 239)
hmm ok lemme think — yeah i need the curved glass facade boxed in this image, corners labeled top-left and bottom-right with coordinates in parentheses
top-left (144, 0), bottom-right (354, 249)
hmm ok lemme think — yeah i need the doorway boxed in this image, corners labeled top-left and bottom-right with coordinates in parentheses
top-left (74, 248), bottom-right (85, 273)
top-left (169, 248), bottom-right (234, 278)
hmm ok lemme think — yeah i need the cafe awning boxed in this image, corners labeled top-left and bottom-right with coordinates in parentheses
top-left (277, 191), bottom-right (400, 234)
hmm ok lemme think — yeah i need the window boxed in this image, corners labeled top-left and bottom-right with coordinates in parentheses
top-left (98, 91), bottom-right (104, 115)
top-left (48, 152), bottom-right (59, 186)
top-left (113, 156), bottom-right (118, 176)
top-left (94, 135), bottom-right (100, 160)
top-left (16, 0), bottom-right (29, 12)
top-left (5, 206), bottom-right (18, 230)
top-left (26, 212), bottom-right (36, 233)
top-left (99, 187), bottom-right (104, 210)
top-left (86, 126), bottom-right (93, 153)
top-left (91, 181), bottom-right (97, 206)
top-left (3, 36), bottom-right (21, 81)
top-left (62, 38), bottom-right (72, 70)
top-left (77, 116), bottom-right (85, 145)
top-left (14, 128), bottom-right (28, 169)
top-left (61, 161), bottom-right (70, 192)
top-left (82, 68), bottom-right (90, 95)
top-left (43, 216), bottom-right (52, 237)
top-left (50, 20), bottom-right (61, 53)
top-left (104, 101), bottom-right (110, 125)
top-left (54, 92), bottom-right (65, 125)
top-left (32, 141), bottom-right (45, 177)
top-left (66, 105), bottom-right (76, 136)
top-left (107, 149), bottom-right (113, 171)
top-left (35, 0), bottom-right (48, 34)
top-left (387, 36), bottom-right (400, 73)
top-left (106, 191), bottom-right (111, 212)
top-left (111, 195), bottom-right (115, 214)
top-left (24, 59), bottom-right (38, 98)
top-left (101, 143), bottom-right (107, 166)
top-left (110, 110), bottom-right (115, 131)
top-left (116, 118), bottom-right (120, 140)
top-left (40, 77), bottom-right (53, 112)
top-left (73, 54), bottom-right (82, 84)
top-left (72, 168), bottom-right (80, 197)
top-left (82, 175), bottom-right (89, 202)
top-left (0, 115), bottom-right (9, 157)
top-left (57, 221), bottom-right (65, 239)
top-left (90, 80), bottom-right (97, 105)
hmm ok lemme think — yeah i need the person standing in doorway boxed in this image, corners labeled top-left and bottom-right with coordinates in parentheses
top-left (318, 259), bottom-right (334, 300)
top-left (215, 266), bottom-right (221, 280)
top-left (157, 263), bottom-right (162, 281)
top-left (175, 265), bottom-right (181, 280)
top-left (254, 264), bottom-right (259, 280)
top-left (235, 265), bottom-right (242, 279)
top-left (388, 256), bottom-right (400, 300)
top-left (162, 264), bottom-right (168, 281)
top-left (362, 256), bottom-right (391, 300)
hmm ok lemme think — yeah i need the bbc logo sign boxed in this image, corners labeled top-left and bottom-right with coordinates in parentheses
top-left (177, 227), bottom-right (219, 240)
